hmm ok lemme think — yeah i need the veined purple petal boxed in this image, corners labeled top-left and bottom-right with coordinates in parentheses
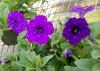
top-left (84, 5), bottom-right (95, 14)
top-left (69, 5), bottom-right (95, 18)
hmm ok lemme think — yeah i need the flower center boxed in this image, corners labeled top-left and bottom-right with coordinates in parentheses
top-left (37, 27), bottom-right (43, 32)
top-left (71, 26), bottom-right (79, 34)
top-left (14, 20), bottom-right (18, 25)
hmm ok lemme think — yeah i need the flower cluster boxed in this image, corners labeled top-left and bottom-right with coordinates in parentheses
top-left (8, 11), bottom-right (54, 45)
top-left (7, 5), bottom-right (94, 45)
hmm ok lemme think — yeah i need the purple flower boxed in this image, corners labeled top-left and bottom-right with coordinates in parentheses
top-left (26, 15), bottom-right (54, 45)
top-left (8, 11), bottom-right (27, 34)
top-left (62, 18), bottom-right (91, 45)
top-left (0, 56), bottom-right (8, 64)
top-left (64, 49), bottom-right (73, 57)
top-left (69, 5), bottom-right (95, 18)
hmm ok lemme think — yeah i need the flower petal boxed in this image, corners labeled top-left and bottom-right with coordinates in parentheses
top-left (26, 32), bottom-right (37, 42)
top-left (68, 35), bottom-right (82, 45)
top-left (69, 6), bottom-right (84, 14)
top-left (81, 28), bottom-right (91, 38)
top-left (35, 34), bottom-right (49, 45)
top-left (44, 22), bottom-right (54, 35)
top-left (62, 26), bottom-right (73, 39)
top-left (84, 5), bottom-right (95, 14)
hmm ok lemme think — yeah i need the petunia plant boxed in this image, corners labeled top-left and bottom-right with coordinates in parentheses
top-left (0, 1), bottom-right (100, 71)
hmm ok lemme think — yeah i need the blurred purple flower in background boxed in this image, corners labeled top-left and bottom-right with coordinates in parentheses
top-left (69, 5), bottom-right (95, 18)
top-left (26, 15), bottom-right (54, 45)
top-left (0, 56), bottom-right (8, 64)
top-left (8, 11), bottom-right (27, 34)
top-left (64, 49), bottom-right (73, 57)
top-left (63, 18), bottom-right (91, 45)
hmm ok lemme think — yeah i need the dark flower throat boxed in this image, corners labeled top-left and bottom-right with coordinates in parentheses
top-left (71, 26), bottom-right (79, 34)
top-left (37, 27), bottom-right (43, 32)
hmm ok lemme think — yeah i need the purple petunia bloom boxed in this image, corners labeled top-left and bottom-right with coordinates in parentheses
top-left (63, 18), bottom-right (91, 45)
top-left (8, 11), bottom-right (27, 34)
top-left (69, 5), bottom-right (95, 18)
top-left (0, 56), bottom-right (8, 64)
top-left (64, 49), bottom-right (73, 57)
top-left (26, 15), bottom-right (54, 45)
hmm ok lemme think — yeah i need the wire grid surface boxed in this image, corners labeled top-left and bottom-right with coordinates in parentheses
top-left (0, 0), bottom-right (100, 57)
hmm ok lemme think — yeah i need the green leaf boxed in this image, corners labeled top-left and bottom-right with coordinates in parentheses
top-left (0, 1), bottom-right (9, 28)
top-left (47, 65), bottom-right (55, 71)
top-left (17, 31), bottom-right (29, 49)
top-left (51, 34), bottom-right (59, 47)
top-left (26, 50), bottom-right (36, 62)
top-left (19, 48), bottom-right (27, 60)
top-left (91, 50), bottom-right (100, 59)
top-left (16, 60), bottom-right (31, 68)
top-left (60, 42), bottom-right (71, 50)
top-left (25, 11), bottom-right (37, 19)
top-left (74, 59), bottom-right (96, 71)
top-left (92, 63), bottom-right (100, 71)
top-left (64, 66), bottom-right (73, 71)
top-left (42, 55), bottom-right (54, 66)
top-left (0, 30), bottom-right (3, 38)
top-left (64, 66), bottom-right (86, 71)
top-left (90, 21), bottom-right (100, 38)
top-left (17, 30), bottom-right (27, 41)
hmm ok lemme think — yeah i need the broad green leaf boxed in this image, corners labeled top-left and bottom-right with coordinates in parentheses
top-left (33, 55), bottom-right (41, 67)
top-left (64, 66), bottom-right (73, 71)
top-left (42, 55), bottom-right (54, 66)
top-left (91, 50), bottom-right (100, 59)
top-left (17, 30), bottom-right (27, 41)
top-left (74, 59), bottom-right (96, 71)
top-left (16, 60), bottom-right (31, 68)
top-left (51, 34), bottom-right (59, 47)
top-left (19, 48), bottom-right (27, 60)
top-left (92, 63), bottom-right (100, 71)
top-left (26, 50), bottom-right (36, 62)
top-left (64, 66), bottom-right (86, 71)
top-left (34, 45), bottom-right (44, 54)
top-left (0, 1), bottom-right (9, 28)
top-left (90, 21), bottom-right (100, 38)
top-left (11, 61), bottom-right (24, 71)
top-left (60, 42), bottom-right (71, 50)
top-left (47, 65), bottom-right (55, 71)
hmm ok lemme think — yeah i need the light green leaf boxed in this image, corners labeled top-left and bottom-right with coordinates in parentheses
top-left (64, 66), bottom-right (86, 71)
top-left (51, 34), bottom-right (59, 47)
top-left (60, 42), bottom-right (71, 50)
top-left (16, 60), bottom-right (31, 68)
top-left (17, 30), bottom-right (27, 41)
top-left (19, 48), bottom-right (27, 60)
top-left (0, 30), bottom-right (3, 38)
top-left (42, 55), bottom-right (54, 66)
top-left (47, 65), bottom-right (55, 71)
top-left (26, 50), bottom-right (36, 62)
top-left (91, 50), bottom-right (100, 59)
top-left (92, 63), bottom-right (100, 71)
top-left (64, 66), bottom-right (73, 71)
top-left (25, 11), bottom-right (36, 18)
top-left (90, 21), bottom-right (100, 38)
top-left (74, 59), bottom-right (96, 71)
